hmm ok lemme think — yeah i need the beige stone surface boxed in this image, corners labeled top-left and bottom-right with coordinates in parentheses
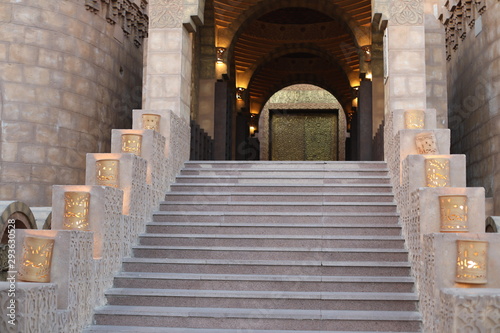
top-left (392, 109), bottom-right (437, 134)
top-left (0, 0), bottom-right (144, 206)
top-left (404, 154), bottom-right (467, 195)
top-left (417, 187), bottom-right (486, 238)
top-left (398, 129), bottom-right (451, 163)
top-left (426, 233), bottom-right (500, 289)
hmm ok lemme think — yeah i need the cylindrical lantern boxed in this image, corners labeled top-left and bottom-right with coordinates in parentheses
top-left (121, 134), bottom-right (142, 156)
top-left (95, 159), bottom-right (120, 188)
top-left (63, 192), bottom-right (90, 230)
top-left (404, 110), bottom-right (425, 129)
top-left (456, 240), bottom-right (488, 284)
top-left (439, 195), bottom-right (468, 232)
top-left (18, 236), bottom-right (55, 283)
top-left (425, 158), bottom-right (450, 187)
top-left (142, 114), bottom-right (161, 132)
top-left (415, 132), bottom-right (439, 154)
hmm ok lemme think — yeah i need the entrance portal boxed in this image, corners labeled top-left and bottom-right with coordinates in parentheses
top-left (270, 110), bottom-right (338, 161)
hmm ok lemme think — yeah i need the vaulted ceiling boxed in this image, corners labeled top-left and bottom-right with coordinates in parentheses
top-left (213, 0), bottom-right (372, 113)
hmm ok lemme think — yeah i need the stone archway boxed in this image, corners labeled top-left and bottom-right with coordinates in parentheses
top-left (259, 84), bottom-right (347, 161)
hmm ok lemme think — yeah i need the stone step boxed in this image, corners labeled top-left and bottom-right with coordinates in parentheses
top-left (92, 306), bottom-right (422, 331)
top-left (105, 288), bottom-right (418, 311)
top-left (180, 169), bottom-right (389, 177)
top-left (164, 192), bottom-right (395, 203)
top-left (184, 161), bottom-right (389, 170)
top-left (144, 222), bottom-right (402, 236)
top-left (85, 326), bottom-right (421, 333)
top-left (122, 258), bottom-right (412, 276)
top-left (138, 234), bottom-right (406, 249)
top-left (113, 272), bottom-right (417, 293)
top-left (151, 211), bottom-right (400, 224)
top-left (132, 245), bottom-right (409, 261)
top-left (159, 201), bottom-right (397, 213)
top-left (169, 183), bottom-right (394, 193)
top-left (175, 175), bottom-right (391, 185)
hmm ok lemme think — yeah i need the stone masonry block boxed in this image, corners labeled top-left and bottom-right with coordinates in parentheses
top-left (111, 129), bottom-right (167, 188)
top-left (85, 153), bottom-right (148, 216)
top-left (13, 230), bottom-right (94, 310)
top-left (424, 233), bottom-right (500, 290)
top-left (416, 187), bottom-right (485, 240)
top-left (398, 129), bottom-right (451, 165)
top-left (404, 154), bottom-right (466, 195)
top-left (51, 185), bottom-right (124, 259)
top-left (392, 109), bottom-right (437, 135)
top-left (132, 109), bottom-right (173, 156)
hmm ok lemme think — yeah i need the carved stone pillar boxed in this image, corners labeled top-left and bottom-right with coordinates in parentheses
top-left (384, 0), bottom-right (426, 115)
top-left (144, 0), bottom-right (204, 120)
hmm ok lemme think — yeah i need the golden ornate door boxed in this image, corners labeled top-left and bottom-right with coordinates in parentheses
top-left (270, 110), bottom-right (338, 161)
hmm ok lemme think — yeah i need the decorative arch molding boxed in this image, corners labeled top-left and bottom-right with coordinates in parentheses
top-left (248, 71), bottom-right (352, 116)
top-left (0, 201), bottom-right (37, 243)
top-left (238, 43), bottom-right (359, 89)
top-left (258, 84), bottom-right (347, 161)
top-left (220, 0), bottom-right (370, 49)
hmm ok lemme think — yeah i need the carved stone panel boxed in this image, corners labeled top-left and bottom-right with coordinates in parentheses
top-left (389, 0), bottom-right (424, 25)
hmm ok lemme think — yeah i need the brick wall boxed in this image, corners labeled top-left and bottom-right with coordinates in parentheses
top-left (0, 0), bottom-right (145, 206)
top-left (447, 1), bottom-right (500, 214)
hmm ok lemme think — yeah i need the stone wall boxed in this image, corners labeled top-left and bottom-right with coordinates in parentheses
top-left (444, 0), bottom-right (500, 214)
top-left (0, 0), bottom-right (146, 206)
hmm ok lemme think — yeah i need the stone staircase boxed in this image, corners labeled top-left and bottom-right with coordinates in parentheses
top-left (84, 161), bottom-right (422, 332)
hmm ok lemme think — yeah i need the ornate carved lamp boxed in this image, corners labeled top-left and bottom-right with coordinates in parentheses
top-left (415, 132), bottom-right (439, 154)
top-left (142, 114), bottom-right (161, 132)
top-left (95, 159), bottom-right (120, 188)
top-left (439, 195), bottom-right (468, 232)
top-left (63, 192), bottom-right (91, 231)
top-left (404, 110), bottom-right (425, 129)
top-left (18, 236), bottom-right (55, 283)
top-left (121, 134), bottom-right (142, 156)
top-left (456, 240), bottom-right (488, 284)
top-left (425, 158), bottom-right (450, 187)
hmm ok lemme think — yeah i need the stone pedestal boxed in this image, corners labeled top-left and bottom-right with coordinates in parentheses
top-left (51, 186), bottom-right (123, 262)
top-left (391, 109), bottom-right (437, 134)
top-left (111, 129), bottom-right (168, 194)
top-left (85, 153), bottom-right (148, 216)
top-left (13, 230), bottom-right (94, 313)
top-left (402, 154), bottom-right (467, 195)
top-left (415, 187), bottom-right (485, 237)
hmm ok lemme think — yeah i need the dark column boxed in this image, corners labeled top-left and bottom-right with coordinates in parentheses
top-left (357, 80), bottom-right (373, 161)
top-left (214, 80), bottom-right (231, 160)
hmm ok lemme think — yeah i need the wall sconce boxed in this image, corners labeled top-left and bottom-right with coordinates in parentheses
top-left (415, 132), bottom-right (439, 154)
top-left (361, 45), bottom-right (372, 62)
top-left (236, 87), bottom-right (245, 99)
top-left (142, 114), bottom-right (161, 132)
top-left (404, 110), bottom-right (425, 129)
top-left (95, 159), bottom-right (120, 188)
top-left (63, 192), bottom-right (91, 231)
top-left (121, 134), bottom-right (142, 157)
top-left (216, 47), bottom-right (226, 64)
top-left (456, 240), bottom-right (488, 284)
top-left (439, 195), bottom-right (468, 232)
top-left (352, 97), bottom-right (358, 109)
top-left (249, 126), bottom-right (256, 136)
top-left (18, 236), bottom-right (55, 283)
top-left (425, 158), bottom-right (450, 187)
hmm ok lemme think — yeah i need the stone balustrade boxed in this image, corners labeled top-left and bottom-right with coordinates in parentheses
top-left (386, 108), bottom-right (500, 332)
top-left (0, 109), bottom-right (190, 333)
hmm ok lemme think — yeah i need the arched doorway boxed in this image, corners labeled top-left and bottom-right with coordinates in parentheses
top-left (258, 84), bottom-right (347, 161)
top-left (193, 0), bottom-right (373, 160)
